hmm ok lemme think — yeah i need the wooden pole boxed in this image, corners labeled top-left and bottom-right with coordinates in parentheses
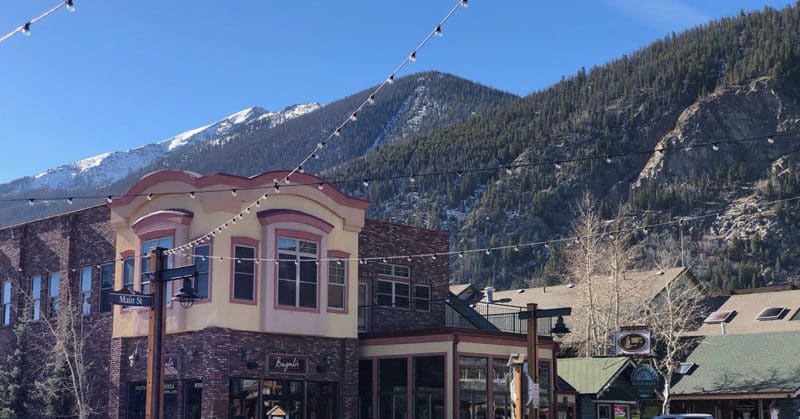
top-left (514, 363), bottom-right (523, 419)
top-left (527, 303), bottom-right (539, 419)
top-left (145, 248), bottom-right (166, 419)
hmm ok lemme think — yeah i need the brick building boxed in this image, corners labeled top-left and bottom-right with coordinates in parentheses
top-left (0, 169), bottom-right (558, 419)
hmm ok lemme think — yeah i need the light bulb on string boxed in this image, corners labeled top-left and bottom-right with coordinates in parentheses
top-left (312, 152), bottom-right (319, 160)
top-left (334, 128), bottom-right (342, 137)
top-left (460, 0), bottom-right (468, 7)
top-left (350, 112), bottom-right (358, 122)
top-left (712, 144), bottom-right (719, 151)
top-left (367, 95), bottom-right (376, 105)
top-left (386, 74), bottom-right (394, 84)
top-left (318, 183), bottom-right (324, 190)
top-left (505, 166), bottom-right (513, 175)
top-left (406, 256), bottom-right (412, 262)
top-left (28, 199), bottom-right (34, 206)
top-left (605, 155), bottom-right (613, 164)
top-left (767, 137), bottom-right (775, 144)
top-left (458, 251), bottom-right (464, 258)
top-left (106, 196), bottom-right (113, 203)
top-left (431, 254), bottom-right (437, 260)
top-left (255, 200), bottom-right (261, 207)
top-left (362, 179), bottom-right (370, 187)
top-left (65, 0), bottom-right (75, 12)
top-left (189, 192), bottom-right (196, 199)
top-left (554, 162), bottom-right (562, 169)
top-left (434, 25), bottom-right (442, 37)
top-left (298, 166), bottom-right (305, 174)
top-left (231, 189), bottom-right (238, 196)
top-left (147, 193), bottom-right (153, 201)
top-left (484, 249), bottom-right (491, 255)
top-left (273, 182), bottom-right (280, 193)
top-left (22, 22), bottom-right (31, 36)
top-left (67, 197), bottom-right (73, 205)
top-left (409, 51), bottom-right (417, 62)
top-left (409, 174), bottom-right (416, 183)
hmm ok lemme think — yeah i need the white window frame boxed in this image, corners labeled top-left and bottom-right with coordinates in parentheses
top-left (414, 284), bottom-right (431, 312)
top-left (2, 281), bottom-right (10, 326)
top-left (327, 260), bottom-right (346, 310)
top-left (31, 275), bottom-right (41, 321)
top-left (141, 236), bottom-right (173, 296)
top-left (276, 237), bottom-right (319, 309)
top-left (376, 263), bottom-right (410, 279)
top-left (377, 279), bottom-right (409, 309)
top-left (80, 266), bottom-right (92, 315)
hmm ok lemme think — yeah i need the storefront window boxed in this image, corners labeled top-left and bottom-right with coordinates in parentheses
top-left (492, 358), bottom-right (512, 419)
top-left (262, 380), bottom-right (303, 419)
top-left (613, 405), bottom-right (629, 419)
top-left (307, 382), bottom-right (339, 419)
top-left (230, 378), bottom-right (260, 419)
top-left (184, 380), bottom-right (202, 419)
top-left (359, 360), bottom-right (373, 419)
top-left (414, 356), bottom-right (445, 419)
top-left (459, 356), bottom-right (488, 419)
top-left (538, 361), bottom-right (551, 411)
top-left (379, 358), bottom-right (408, 419)
top-left (598, 405), bottom-right (611, 419)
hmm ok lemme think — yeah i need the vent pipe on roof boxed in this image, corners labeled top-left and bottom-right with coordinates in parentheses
top-left (720, 321), bottom-right (726, 336)
top-left (484, 287), bottom-right (495, 304)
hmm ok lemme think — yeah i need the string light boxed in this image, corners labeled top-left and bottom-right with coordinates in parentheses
top-left (67, 197), bottom-right (73, 205)
top-left (362, 179), bottom-right (370, 187)
top-left (712, 144), bottom-right (719, 151)
top-left (146, 193), bottom-right (153, 201)
top-left (1, 0), bottom-right (76, 44)
top-left (6, 130), bottom-right (796, 207)
top-left (350, 112), bottom-right (358, 122)
top-left (367, 95), bottom-right (376, 105)
top-left (409, 52), bottom-right (417, 62)
top-left (189, 191), bottom-right (196, 199)
top-left (386, 74), bottom-right (395, 84)
top-left (231, 189), bottom-right (238, 196)
top-left (434, 25), bottom-right (442, 36)
top-left (767, 137), bottom-right (774, 144)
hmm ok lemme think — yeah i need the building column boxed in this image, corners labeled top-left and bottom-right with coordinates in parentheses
top-left (108, 337), bottom-right (126, 418)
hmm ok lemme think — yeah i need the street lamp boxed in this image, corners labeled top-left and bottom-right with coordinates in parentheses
top-left (172, 277), bottom-right (200, 309)
top-left (550, 315), bottom-right (570, 339)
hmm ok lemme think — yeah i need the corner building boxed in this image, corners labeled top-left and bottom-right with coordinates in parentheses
top-left (107, 170), bottom-right (370, 418)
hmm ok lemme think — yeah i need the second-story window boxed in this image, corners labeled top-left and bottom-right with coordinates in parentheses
top-left (141, 237), bottom-right (173, 295)
top-left (31, 275), bottom-right (42, 321)
top-left (49, 272), bottom-right (60, 319)
top-left (194, 245), bottom-right (210, 300)
top-left (328, 260), bottom-right (346, 310)
top-left (2, 281), bottom-right (10, 326)
top-left (377, 280), bottom-right (409, 309)
top-left (414, 285), bottom-right (431, 312)
top-left (99, 263), bottom-right (114, 313)
top-left (80, 267), bottom-right (92, 315)
top-left (232, 245), bottom-right (256, 302)
top-left (377, 263), bottom-right (410, 279)
top-left (277, 237), bottom-right (318, 309)
top-left (122, 258), bottom-right (135, 291)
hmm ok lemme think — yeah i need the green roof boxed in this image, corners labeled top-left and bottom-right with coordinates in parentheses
top-left (557, 357), bottom-right (631, 395)
top-left (672, 330), bottom-right (800, 396)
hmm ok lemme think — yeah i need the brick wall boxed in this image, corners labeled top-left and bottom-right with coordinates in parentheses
top-left (0, 205), bottom-right (115, 417)
top-left (112, 329), bottom-right (359, 418)
top-left (358, 219), bottom-right (449, 333)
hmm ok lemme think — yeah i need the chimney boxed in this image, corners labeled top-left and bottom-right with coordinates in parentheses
top-left (484, 287), bottom-right (495, 304)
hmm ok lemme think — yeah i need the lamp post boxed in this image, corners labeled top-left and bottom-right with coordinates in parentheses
top-left (518, 305), bottom-right (571, 419)
top-left (144, 247), bottom-right (200, 419)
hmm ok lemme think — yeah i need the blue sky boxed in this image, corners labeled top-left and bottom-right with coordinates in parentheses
top-left (0, 0), bottom-right (792, 183)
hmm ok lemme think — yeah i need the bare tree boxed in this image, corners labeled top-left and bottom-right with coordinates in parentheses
top-left (636, 233), bottom-right (704, 414)
top-left (12, 274), bottom-right (98, 419)
top-left (564, 192), bottom-right (607, 355)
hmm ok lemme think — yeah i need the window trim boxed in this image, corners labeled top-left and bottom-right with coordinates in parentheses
top-left (273, 229), bottom-right (322, 313)
top-left (48, 272), bottom-right (60, 320)
top-left (192, 238), bottom-right (213, 304)
top-left (376, 262), bottom-right (411, 279)
top-left (376, 279), bottom-right (410, 310)
top-left (80, 266), bottom-right (92, 316)
top-left (139, 232), bottom-right (175, 305)
top-left (414, 284), bottom-right (431, 312)
top-left (326, 250), bottom-right (349, 313)
top-left (229, 236), bottom-right (259, 305)
top-left (31, 275), bottom-right (42, 321)
top-left (1, 280), bottom-right (11, 326)
top-left (99, 262), bottom-right (115, 313)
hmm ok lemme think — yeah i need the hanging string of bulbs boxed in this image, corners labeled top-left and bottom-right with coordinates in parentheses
top-left (4, 130), bottom-right (796, 206)
top-left (0, 0), bottom-right (75, 44)
top-left (159, 0), bottom-right (469, 255)
top-left (159, 192), bottom-right (800, 266)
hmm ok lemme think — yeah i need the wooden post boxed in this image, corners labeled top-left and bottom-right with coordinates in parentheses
top-left (145, 248), bottom-right (166, 419)
top-left (514, 363), bottom-right (523, 419)
top-left (527, 303), bottom-right (539, 419)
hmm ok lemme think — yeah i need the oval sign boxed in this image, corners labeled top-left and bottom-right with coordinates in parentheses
top-left (619, 333), bottom-right (647, 351)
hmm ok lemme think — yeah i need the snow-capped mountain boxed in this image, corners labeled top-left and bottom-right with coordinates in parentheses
top-left (14, 103), bottom-right (321, 191)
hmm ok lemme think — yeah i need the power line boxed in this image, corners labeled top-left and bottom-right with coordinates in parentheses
top-left (0, 0), bottom-right (75, 44)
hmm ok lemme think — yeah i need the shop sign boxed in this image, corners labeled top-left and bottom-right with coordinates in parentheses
top-left (630, 364), bottom-right (659, 398)
top-left (267, 354), bottom-right (307, 375)
top-left (734, 401), bottom-right (757, 412)
top-left (615, 327), bottom-right (651, 356)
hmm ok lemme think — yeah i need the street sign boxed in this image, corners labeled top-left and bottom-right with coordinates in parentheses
top-left (110, 292), bottom-right (154, 307)
top-left (518, 307), bottom-right (571, 320)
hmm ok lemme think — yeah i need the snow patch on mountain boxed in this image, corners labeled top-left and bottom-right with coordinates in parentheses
top-left (15, 103), bottom-right (321, 192)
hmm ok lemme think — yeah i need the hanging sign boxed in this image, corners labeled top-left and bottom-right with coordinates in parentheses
top-left (615, 327), bottom-right (651, 356)
top-left (630, 364), bottom-right (659, 398)
top-left (109, 291), bottom-right (153, 307)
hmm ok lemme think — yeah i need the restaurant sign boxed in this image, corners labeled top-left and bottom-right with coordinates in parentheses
top-left (267, 354), bottom-right (307, 375)
top-left (630, 364), bottom-right (659, 398)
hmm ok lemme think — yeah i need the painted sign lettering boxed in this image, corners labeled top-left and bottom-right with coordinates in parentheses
top-left (266, 354), bottom-right (307, 375)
